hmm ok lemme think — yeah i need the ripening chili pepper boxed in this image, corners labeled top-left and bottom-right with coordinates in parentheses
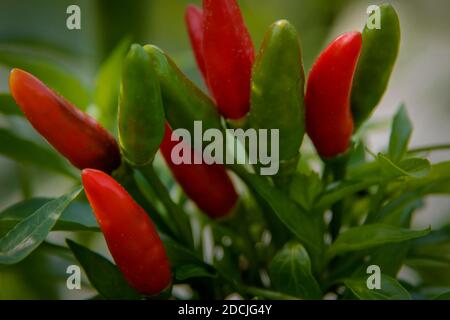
top-left (249, 20), bottom-right (305, 177)
top-left (202, 0), bottom-right (255, 120)
top-left (305, 32), bottom-right (362, 159)
top-left (160, 124), bottom-right (238, 219)
top-left (118, 44), bottom-right (165, 167)
top-left (185, 5), bottom-right (208, 83)
top-left (351, 4), bottom-right (400, 129)
top-left (144, 45), bottom-right (222, 141)
top-left (9, 69), bottom-right (121, 173)
top-left (82, 169), bottom-right (172, 295)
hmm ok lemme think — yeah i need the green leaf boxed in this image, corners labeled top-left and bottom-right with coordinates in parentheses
top-left (427, 161), bottom-right (450, 179)
top-left (399, 158), bottom-right (431, 178)
top-left (316, 180), bottom-right (375, 211)
top-left (412, 223), bottom-right (450, 247)
top-left (407, 224), bottom-right (450, 271)
top-left (411, 161), bottom-right (450, 194)
top-left (174, 264), bottom-right (217, 281)
top-left (289, 172), bottom-right (323, 210)
top-left (327, 224), bottom-right (430, 258)
top-left (367, 162), bottom-right (450, 223)
top-left (0, 93), bottom-right (22, 116)
top-left (66, 239), bottom-right (141, 300)
top-left (376, 198), bottom-right (423, 226)
top-left (0, 49), bottom-right (91, 109)
top-left (365, 243), bottom-right (411, 277)
top-left (0, 198), bottom-right (98, 237)
top-left (433, 292), bottom-right (450, 300)
top-left (0, 128), bottom-right (76, 178)
top-left (388, 105), bottom-right (412, 163)
top-left (230, 165), bottom-right (323, 255)
top-left (368, 162), bottom-right (450, 223)
top-left (351, 201), bottom-right (422, 279)
top-left (349, 157), bottom-right (432, 182)
top-left (377, 153), bottom-right (407, 178)
top-left (0, 188), bottom-right (81, 265)
top-left (269, 243), bottom-right (322, 299)
top-left (348, 161), bottom-right (380, 181)
top-left (345, 274), bottom-right (411, 300)
top-left (95, 37), bottom-right (131, 130)
top-left (378, 154), bottom-right (430, 179)
top-left (161, 234), bottom-right (216, 279)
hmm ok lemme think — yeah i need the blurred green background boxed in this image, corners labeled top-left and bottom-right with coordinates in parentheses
top-left (0, 0), bottom-right (449, 299)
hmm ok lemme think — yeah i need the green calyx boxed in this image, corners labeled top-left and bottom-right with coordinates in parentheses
top-left (351, 4), bottom-right (401, 129)
top-left (249, 20), bottom-right (305, 177)
top-left (118, 44), bottom-right (165, 167)
top-left (143, 45), bottom-right (223, 138)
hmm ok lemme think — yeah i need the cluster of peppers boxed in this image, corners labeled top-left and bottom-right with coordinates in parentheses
top-left (7, 0), bottom-right (400, 296)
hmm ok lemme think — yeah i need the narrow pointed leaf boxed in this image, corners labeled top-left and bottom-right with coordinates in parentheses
top-left (230, 165), bottom-right (322, 254)
top-left (328, 224), bottom-right (430, 258)
top-left (0, 188), bottom-right (81, 265)
top-left (0, 198), bottom-right (98, 237)
top-left (67, 239), bottom-right (141, 300)
top-left (388, 105), bottom-right (412, 163)
top-left (345, 274), bottom-right (411, 300)
top-left (0, 128), bottom-right (76, 178)
top-left (269, 243), bottom-right (322, 299)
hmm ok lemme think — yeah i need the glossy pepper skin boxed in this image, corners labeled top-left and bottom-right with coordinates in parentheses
top-left (144, 45), bottom-right (222, 142)
top-left (160, 125), bottom-right (238, 219)
top-left (185, 5), bottom-right (208, 83)
top-left (82, 169), bottom-right (171, 295)
top-left (9, 69), bottom-right (121, 173)
top-left (118, 44), bottom-right (165, 167)
top-left (351, 4), bottom-right (400, 129)
top-left (249, 20), bottom-right (305, 176)
top-left (202, 0), bottom-right (255, 120)
top-left (305, 32), bottom-right (362, 159)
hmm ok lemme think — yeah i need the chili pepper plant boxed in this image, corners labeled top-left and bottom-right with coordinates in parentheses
top-left (1, 1), bottom-right (450, 300)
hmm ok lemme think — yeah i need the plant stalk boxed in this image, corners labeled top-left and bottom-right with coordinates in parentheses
top-left (140, 164), bottom-right (193, 248)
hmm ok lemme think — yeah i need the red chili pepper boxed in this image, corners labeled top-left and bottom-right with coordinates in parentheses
top-left (160, 124), bottom-right (238, 219)
top-left (9, 69), bottom-right (121, 173)
top-left (305, 32), bottom-right (362, 158)
top-left (202, 0), bottom-right (255, 120)
top-left (82, 169), bottom-right (172, 295)
top-left (185, 5), bottom-right (208, 83)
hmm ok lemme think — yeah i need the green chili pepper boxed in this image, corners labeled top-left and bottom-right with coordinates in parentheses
top-left (351, 4), bottom-right (400, 129)
top-left (249, 20), bottom-right (305, 178)
top-left (118, 44), bottom-right (165, 167)
top-left (143, 45), bottom-right (223, 138)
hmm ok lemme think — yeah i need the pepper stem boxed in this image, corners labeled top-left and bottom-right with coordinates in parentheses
top-left (324, 154), bottom-right (349, 240)
top-left (140, 164), bottom-right (193, 248)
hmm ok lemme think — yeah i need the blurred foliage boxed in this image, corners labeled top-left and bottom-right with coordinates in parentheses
top-left (0, 0), bottom-right (449, 300)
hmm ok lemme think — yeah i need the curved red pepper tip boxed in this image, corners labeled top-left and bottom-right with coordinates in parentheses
top-left (9, 68), bottom-right (32, 99)
top-left (333, 31), bottom-right (362, 51)
top-left (9, 68), bottom-right (21, 84)
top-left (81, 168), bottom-right (104, 190)
top-left (81, 168), bottom-right (121, 222)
